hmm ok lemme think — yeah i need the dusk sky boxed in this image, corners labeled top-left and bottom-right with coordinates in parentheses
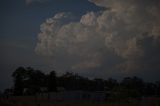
top-left (1, 0), bottom-right (160, 91)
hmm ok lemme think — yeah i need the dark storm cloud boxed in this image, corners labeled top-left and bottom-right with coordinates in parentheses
top-left (35, 0), bottom-right (160, 80)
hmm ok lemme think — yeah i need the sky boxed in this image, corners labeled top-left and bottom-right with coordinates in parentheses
top-left (1, 0), bottom-right (160, 91)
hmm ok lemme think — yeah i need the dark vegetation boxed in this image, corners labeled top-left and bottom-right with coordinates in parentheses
top-left (3, 67), bottom-right (160, 101)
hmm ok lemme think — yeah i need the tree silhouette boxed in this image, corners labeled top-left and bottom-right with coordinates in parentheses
top-left (47, 71), bottom-right (57, 92)
top-left (11, 66), bottom-right (160, 99)
top-left (26, 68), bottom-right (46, 94)
top-left (12, 67), bottom-right (46, 95)
top-left (12, 67), bottom-right (27, 95)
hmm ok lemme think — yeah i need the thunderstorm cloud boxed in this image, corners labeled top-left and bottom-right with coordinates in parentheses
top-left (35, 0), bottom-right (160, 79)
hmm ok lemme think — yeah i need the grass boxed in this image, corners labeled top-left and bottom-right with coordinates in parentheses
top-left (0, 96), bottom-right (160, 106)
top-left (0, 101), bottom-right (142, 106)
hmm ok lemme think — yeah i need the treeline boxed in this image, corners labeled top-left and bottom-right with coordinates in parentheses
top-left (5, 67), bottom-right (160, 100)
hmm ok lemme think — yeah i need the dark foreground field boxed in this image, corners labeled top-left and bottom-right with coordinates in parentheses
top-left (0, 101), bottom-right (142, 106)
top-left (1, 96), bottom-right (160, 106)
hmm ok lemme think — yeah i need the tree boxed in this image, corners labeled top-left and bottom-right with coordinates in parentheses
top-left (47, 71), bottom-right (57, 92)
top-left (144, 82), bottom-right (156, 96)
top-left (58, 72), bottom-right (92, 91)
top-left (105, 78), bottom-right (118, 90)
top-left (155, 81), bottom-right (160, 96)
top-left (93, 78), bottom-right (105, 91)
top-left (121, 76), bottom-right (144, 95)
top-left (12, 67), bottom-right (27, 95)
top-left (12, 67), bottom-right (46, 95)
top-left (26, 69), bottom-right (46, 94)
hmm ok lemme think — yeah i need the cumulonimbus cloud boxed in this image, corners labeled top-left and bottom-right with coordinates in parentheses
top-left (35, 0), bottom-right (160, 78)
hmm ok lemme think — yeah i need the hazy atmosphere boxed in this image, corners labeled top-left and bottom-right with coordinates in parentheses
top-left (1, 0), bottom-right (160, 91)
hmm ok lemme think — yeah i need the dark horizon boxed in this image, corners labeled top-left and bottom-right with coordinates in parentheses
top-left (4, 66), bottom-right (160, 96)
top-left (1, 66), bottom-right (160, 92)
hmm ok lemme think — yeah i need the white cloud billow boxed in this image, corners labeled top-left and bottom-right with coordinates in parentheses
top-left (35, 0), bottom-right (160, 77)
